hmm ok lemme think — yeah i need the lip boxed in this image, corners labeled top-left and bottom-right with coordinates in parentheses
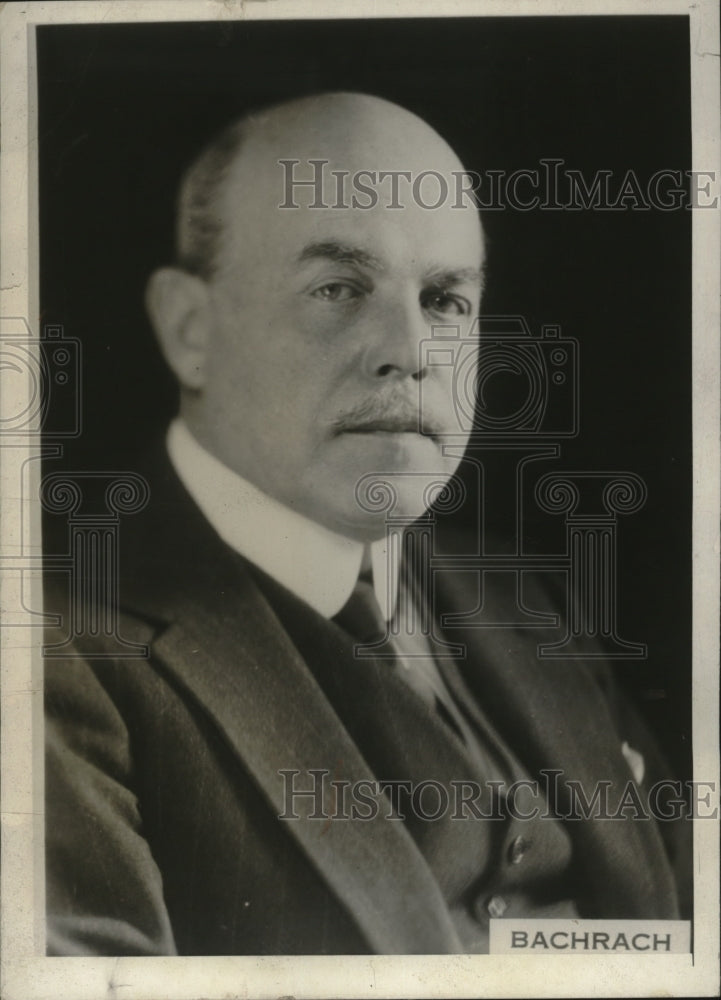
top-left (339, 417), bottom-right (442, 444)
top-left (342, 417), bottom-right (422, 435)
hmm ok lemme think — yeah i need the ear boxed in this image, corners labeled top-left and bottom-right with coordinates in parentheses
top-left (145, 267), bottom-right (212, 390)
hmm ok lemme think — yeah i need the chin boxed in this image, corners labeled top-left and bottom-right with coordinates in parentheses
top-left (311, 444), bottom-right (461, 538)
top-left (348, 434), bottom-right (454, 476)
top-left (347, 465), bottom-right (455, 527)
top-left (357, 431), bottom-right (441, 468)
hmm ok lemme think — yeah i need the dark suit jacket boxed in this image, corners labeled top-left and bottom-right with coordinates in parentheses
top-left (44, 452), bottom-right (690, 956)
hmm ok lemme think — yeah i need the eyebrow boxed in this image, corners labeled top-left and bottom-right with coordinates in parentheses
top-left (295, 239), bottom-right (486, 292)
top-left (425, 264), bottom-right (487, 293)
top-left (295, 240), bottom-right (385, 272)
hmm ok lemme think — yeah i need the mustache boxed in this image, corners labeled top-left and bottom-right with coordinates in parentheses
top-left (331, 395), bottom-right (444, 439)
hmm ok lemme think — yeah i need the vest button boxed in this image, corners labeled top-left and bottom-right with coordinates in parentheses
top-left (508, 834), bottom-right (531, 865)
top-left (472, 893), bottom-right (508, 924)
top-left (486, 894), bottom-right (508, 919)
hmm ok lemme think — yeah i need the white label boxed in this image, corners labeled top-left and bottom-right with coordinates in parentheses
top-left (490, 919), bottom-right (691, 955)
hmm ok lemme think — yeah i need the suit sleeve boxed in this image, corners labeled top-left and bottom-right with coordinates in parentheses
top-left (45, 657), bottom-right (177, 956)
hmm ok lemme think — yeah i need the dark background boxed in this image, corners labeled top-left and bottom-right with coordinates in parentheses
top-left (37, 16), bottom-right (692, 779)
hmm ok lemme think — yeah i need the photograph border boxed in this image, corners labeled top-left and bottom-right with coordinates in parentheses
top-left (1, 1), bottom-right (718, 997)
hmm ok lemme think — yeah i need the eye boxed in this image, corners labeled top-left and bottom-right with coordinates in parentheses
top-left (421, 289), bottom-right (471, 317)
top-left (311, 282), bottom-right (362, 303)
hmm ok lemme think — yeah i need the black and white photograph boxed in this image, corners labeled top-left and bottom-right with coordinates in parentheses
top-left (0, 1), bottom-right (718, 998)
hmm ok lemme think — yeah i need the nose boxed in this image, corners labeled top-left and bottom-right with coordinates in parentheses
top-left (362, 293), bottom-right (428, 383)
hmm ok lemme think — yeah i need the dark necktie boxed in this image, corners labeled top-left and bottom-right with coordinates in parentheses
top-left (333, 574), bottom-right (388, 647)
top-left (334, 573), bottom-right (487, 750)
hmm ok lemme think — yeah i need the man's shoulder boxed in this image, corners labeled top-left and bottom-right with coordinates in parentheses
top-left (42, 438), bottom-right (264, 647)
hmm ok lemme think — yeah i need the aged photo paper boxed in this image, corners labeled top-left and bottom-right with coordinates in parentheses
top-left (1, 1), bottom-right (719, 998)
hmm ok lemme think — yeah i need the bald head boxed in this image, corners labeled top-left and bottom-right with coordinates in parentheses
top-left (176, 92), bottom-right (478, 279)
top-left (234, 91), bottom-right (466, 174)
top-left (150, 91), bottom-right (484, 539)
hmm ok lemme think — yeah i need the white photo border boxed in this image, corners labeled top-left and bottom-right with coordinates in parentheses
top-left (1, 1), bottom-right (718, 998)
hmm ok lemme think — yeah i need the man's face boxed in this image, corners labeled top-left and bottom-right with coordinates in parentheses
top-left (195, 108), bottom-right (484, 540)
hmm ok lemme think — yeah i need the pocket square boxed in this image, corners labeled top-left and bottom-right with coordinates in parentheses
top-left (621, 740), bottom-right (645, 784)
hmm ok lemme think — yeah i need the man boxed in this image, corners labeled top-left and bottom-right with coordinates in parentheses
top-left (44, 93), bottom-right (690, 956)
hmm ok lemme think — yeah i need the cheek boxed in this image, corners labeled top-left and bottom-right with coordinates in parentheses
top-left (204, 359), bottom-right (257, 422)
top-left (218, 301), bottom-right (323, 385)
top-left (206, 325), bottom-right (279, 400)
top-left (207, 298), bottom-right (353, 436)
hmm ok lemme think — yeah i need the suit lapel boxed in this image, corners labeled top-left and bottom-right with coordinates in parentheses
top-left (254, 565), bottom-right (505, 902)
top-left (119, 473), bottom-right (462, 953)
top-left (433, 567), bottom-right (679, 916)
top-left (119, 451), bottom-right (678, 936)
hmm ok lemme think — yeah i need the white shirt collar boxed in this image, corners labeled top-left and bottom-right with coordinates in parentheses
top-left (166, 418), bottom-right (399, 620)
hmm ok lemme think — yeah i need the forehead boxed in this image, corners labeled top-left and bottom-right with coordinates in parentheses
top-left (217, 150), bottom-right (484, 278)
